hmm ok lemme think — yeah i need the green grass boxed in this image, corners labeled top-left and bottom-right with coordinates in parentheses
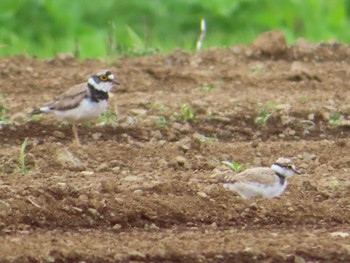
top-left (329, 112), bottom-right (343, 126)
top-left (16, 138), bottom-right (30, 175)
top-left (0, 104), bottom-right (12, 126)
top-left (97, 111), bottom-right (118, 126)
top-left (1, 0), bottom-right (350, 58)
top-left (255, 102), bottom-right (278, 127)
top-left (222, 161), bottom-right (249, 172)
top-left (173, 103), bottom-right (196, 122)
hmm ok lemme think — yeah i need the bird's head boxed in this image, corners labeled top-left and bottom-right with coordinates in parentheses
top-left (271, 157), bottom-right (300, 178)
top-left (88, 70), bottom-right (120, 92)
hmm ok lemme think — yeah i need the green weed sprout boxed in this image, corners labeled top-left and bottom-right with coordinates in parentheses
top-left (155, 116), bottom-right (169, 127)
top-left (199, 135), bottom-right (217, 143)
top-left (97, 111), bottom-right (117, 126)
top-left (177, 103), bottom-right (195, 122)
top-left (222, 161), bottom-right (249, 172)
top-left (0, 104), bottom-right (13, 126)
top-left (199, 84), bottom-right (218, 93)
top-left (150, 101), bottom-right (170, 114)
top-left (16, 138), bottom-right (29, 175)
top-left (329, 182), bottom-right (339, 189)
top-left (255, 102), bottom-right (278, 126)
top-left (329, 112), bottom-right (343, 126)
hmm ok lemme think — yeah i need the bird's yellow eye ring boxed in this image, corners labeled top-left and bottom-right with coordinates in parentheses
top-left (100, 75), bottom-right (108, 81)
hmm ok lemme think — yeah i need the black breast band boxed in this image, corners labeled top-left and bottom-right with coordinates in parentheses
top-left (88, 83), bottom-right (109, 102)
top-left (275, 172), bottom-right (285, 185)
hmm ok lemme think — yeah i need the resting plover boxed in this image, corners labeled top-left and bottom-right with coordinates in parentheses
top-left (222, 158), bottom-right (299, 199)
top-left (32, 70), bottom-right (119, 145)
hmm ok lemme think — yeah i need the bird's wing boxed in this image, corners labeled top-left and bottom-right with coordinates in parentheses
top-left (47, 83), bottom-right (89, 111)
top-left (224, 168), bottom-right (279, 186)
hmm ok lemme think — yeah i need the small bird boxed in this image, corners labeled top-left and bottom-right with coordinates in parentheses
top-left (222, 158), bottom-right (299, 199)
top-left (32, 70), bottom-right (120, 145)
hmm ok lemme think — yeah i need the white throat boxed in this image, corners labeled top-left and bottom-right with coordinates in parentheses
top-left (271, 164), bottom-right (294, 178)
top-left (88, 78), bottom-right (112, 93)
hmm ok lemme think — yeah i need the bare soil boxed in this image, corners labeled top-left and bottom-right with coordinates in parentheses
top-left (1, 32), bottom-right (350, 262)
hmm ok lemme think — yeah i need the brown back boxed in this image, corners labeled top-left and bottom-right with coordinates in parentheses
top-left (47, 83), bottom-right (89, 111)
top-left (225, 167), bottom-right (279, 186)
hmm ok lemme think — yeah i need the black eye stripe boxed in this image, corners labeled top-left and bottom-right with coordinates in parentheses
top-left (274, 163), bottom-right (293, 168)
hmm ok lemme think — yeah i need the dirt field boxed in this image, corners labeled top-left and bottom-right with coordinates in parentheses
top-left (1, 31), bottom-right (350, 262)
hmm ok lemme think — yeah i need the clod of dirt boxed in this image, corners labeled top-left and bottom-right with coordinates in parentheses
top-left (294, 38), bottom-right (317, 55)
top-left (55, 148), bottom-right (85, 170)
top-left (251, 30), bottom-right (287, 56)
top-left (0, 201), bottom-right (12, 217)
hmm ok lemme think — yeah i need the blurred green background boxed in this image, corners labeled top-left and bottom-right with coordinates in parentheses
top-left (1, 0), bottom-right (350, 58)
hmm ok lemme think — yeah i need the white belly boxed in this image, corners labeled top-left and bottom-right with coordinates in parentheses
top-left (53, 99), bottom-right (108, 123)
top-left (224, 181), bottom-right (287, 199)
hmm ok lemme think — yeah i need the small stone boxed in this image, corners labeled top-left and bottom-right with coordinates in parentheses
top-left (179, 144), bottom-right (190, 151)
top-left (0, 201), bottom-right (12, 217)
top-left (321, 111), bottom-right (330, 121)
top-left (219, 129), bottom-right (232, 138)
top-left (53, 130), bottom-right (65, 139)
top-left (302, 152), bottom-right (316, 161)
top-left (123, 175), bottom-right (142, 182)
top-left (112, 224), bottom-right (122, 230)
top-left (133, 189), bottom-right (144, 195)
top-left (92, 133), bottom-right (102, 140)
top-left (197, 192), bottom-right (208, 198)
top-left (149, 223), bottom-right (159, 230)
top-left (331, 231), bottom-right (349, 238)
top-left (308, 113), bottom-right (315, 120)
top-left (174, 156), bottom-right (186, 165)
top-left (112, 167), bottom-right (120, 173)
top-left (56, 149), bottom-right (81, 167)
top-left (209, 222), bottom-right (218, 229)
top-left (294, 256), bottom-right (306, 263)
top-left (87, 208), bottom-right (99, 216)
top-left (150, 130), bottom-right (163, 139)
top-left (80, 171), bottom-right (94, 176)
top-left (96, 163), bottom-right (109, 172)
top-left (130, 108), bottom-right (147, 116)
top-left (79, 194), bottom-right (89, 202)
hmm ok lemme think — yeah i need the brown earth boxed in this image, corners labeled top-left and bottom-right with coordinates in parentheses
top-left (1, 31), bottom-right (350, 262)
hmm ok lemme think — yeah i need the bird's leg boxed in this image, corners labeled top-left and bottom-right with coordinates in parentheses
top-left (72, 124), bottom-right (81, 146)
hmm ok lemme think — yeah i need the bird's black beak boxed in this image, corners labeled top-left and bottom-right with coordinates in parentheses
top-left (112, 80), bottom-right (120, 85)
top-left (294, 169), bottom-right (301, 175)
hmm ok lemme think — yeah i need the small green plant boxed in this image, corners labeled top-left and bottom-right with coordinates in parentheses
top-left (299, 95), bottom-right (309, 104)
top-left (97, 111), bottom-right (118, 126)
top-left (16, 138), bottom-right (29, 175)
top-left (29, 113), bottom-right (42, 122)
top-left (199, 84), bottom-right (218, 93)
top-left (329, 112), bottom-right (343, 126)
top-left (155, 116), bottom-right (169, 127)
top-left (199, 135), bottom-right (218, 143)
top-left (222, 161), bottom-right (249, 172)
top-left (174, 103), bottom-right (195, 122)
top-left (329, 182), bottom-right (339, 189)
top-left (150, 101), bottom-right (170, 114)
top-left (0, 104), bottom-right (12, 126)
top-left (255, 102), bottom-right (277, 126)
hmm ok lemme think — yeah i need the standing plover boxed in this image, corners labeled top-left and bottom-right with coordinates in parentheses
top-left (222, 158), bottom-right (299, 199)
top-left (32, 70), bottom-right (120, 145)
